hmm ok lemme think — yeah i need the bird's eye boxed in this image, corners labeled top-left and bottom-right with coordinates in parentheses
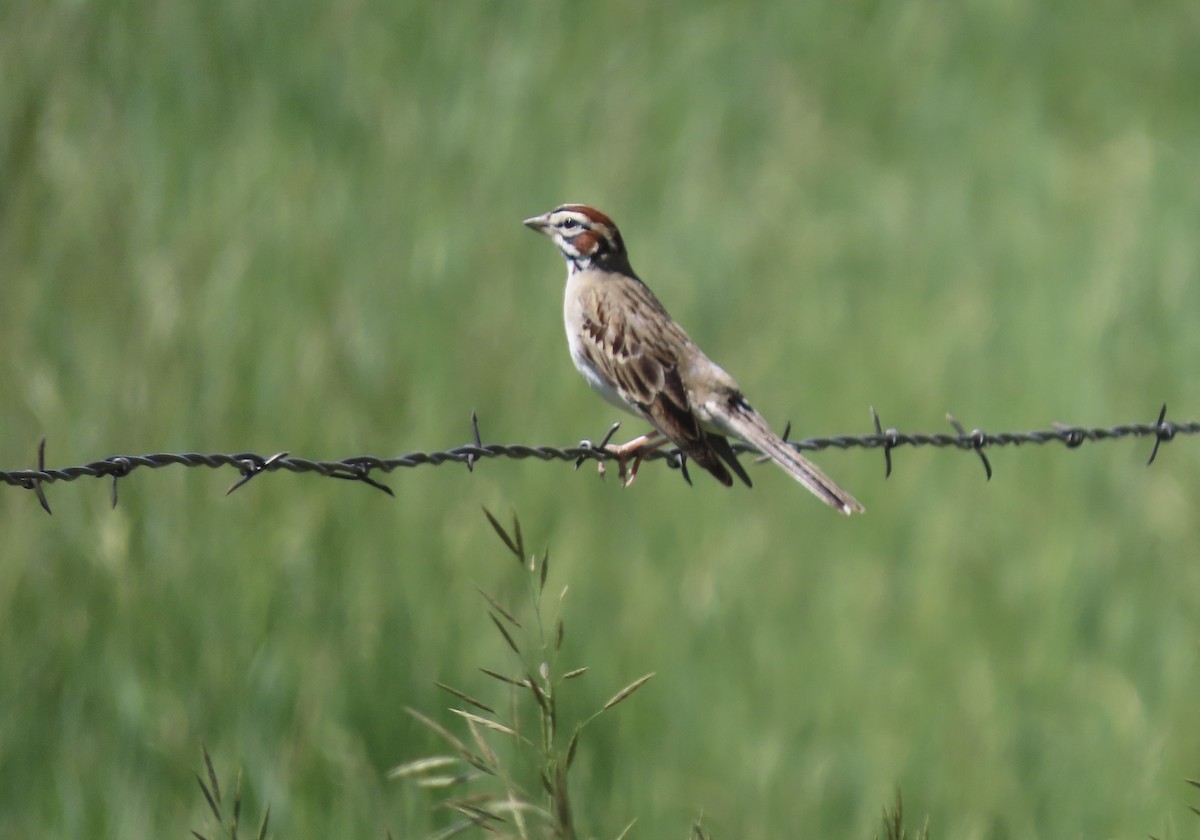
top-left (559, 218), bottom-right (580, 231)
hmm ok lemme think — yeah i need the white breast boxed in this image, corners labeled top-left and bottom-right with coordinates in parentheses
top-left (563, 271), bottom-right (638, 416)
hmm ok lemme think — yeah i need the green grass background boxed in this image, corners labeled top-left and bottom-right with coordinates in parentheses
top-left (3, 1), bottom-right (1199, 837)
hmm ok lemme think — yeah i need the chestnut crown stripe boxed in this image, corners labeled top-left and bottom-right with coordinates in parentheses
top-left (544, 204), bottom-right (627, 263)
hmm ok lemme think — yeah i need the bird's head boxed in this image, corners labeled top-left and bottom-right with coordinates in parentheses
top-left (523, 204), bottom-right (631, 274)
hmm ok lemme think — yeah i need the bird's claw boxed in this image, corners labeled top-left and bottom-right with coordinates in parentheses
top-left (605, 434), bottom-right (664, 487)
top-left (593, 450), bottom-right (638, 485)
top-left (580, 431), bottom-right (663, 487)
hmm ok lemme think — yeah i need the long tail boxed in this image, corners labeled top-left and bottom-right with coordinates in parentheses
top-left (722, 404), bottom-right (864, 515)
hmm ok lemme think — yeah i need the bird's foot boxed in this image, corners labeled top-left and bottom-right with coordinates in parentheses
top-left (604, 433), bottom-right (667, 487)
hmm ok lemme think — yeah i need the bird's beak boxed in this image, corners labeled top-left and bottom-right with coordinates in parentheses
top-left (523, 213), bottom-right (550, 233)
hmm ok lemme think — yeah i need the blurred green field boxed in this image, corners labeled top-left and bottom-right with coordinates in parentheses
top-left (3, 1), bottom-right (1200, 837)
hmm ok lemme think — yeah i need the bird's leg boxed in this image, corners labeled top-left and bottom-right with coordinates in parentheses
top-left (603, 432), bottom-right (668, 487)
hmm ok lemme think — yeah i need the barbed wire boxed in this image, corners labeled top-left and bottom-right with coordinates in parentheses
top-left (1, 405), bottom-right (1193, 515)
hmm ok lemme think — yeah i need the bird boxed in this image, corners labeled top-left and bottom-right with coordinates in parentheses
top-left (523, 203), bottom-right (864, 515)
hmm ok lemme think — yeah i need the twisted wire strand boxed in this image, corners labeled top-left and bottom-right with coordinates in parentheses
top-left (1, 405), bottom-right (1193, 513)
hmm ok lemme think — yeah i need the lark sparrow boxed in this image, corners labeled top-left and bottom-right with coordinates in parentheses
top-left (524, 204), bottom-right (864, 515)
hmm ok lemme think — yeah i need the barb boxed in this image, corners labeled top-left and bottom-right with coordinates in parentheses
top-left (1147, 403), bottom-right (1172, 466)
top-left (27, 438), bottom-right (52, 515)
top-left (945, 413), bottom-right (992, 480)
top-left (2, 405), bottom-right (1196, 513)
top-left (464, 411), bottom-right (483, 473)
top-left (871, 407), bottom-right (896, 478)
top-left (226, 451), bottom-right (291, 496)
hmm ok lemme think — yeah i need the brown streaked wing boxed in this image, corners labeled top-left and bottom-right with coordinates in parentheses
top-left (640, 370), bottom-right (734, 487)
top-left (577, 277), bottom-right (734, 486)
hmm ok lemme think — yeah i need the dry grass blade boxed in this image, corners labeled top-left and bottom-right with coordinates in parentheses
top-left (690, 819), bottom-right (710, 840)
top-left (555, 617), bottom-right (564, 651)
top-left (511, 511), bottom-right (526, 560)
top-left (482, 798), bottom-right (544, 818)
top-left (475, 586), bottom-right (521, 629)
top-left (549, 764), bottom-right (574, 840)
top-left (479, 667), bottom-right (526, 687)
top-left (405, 707), bottom-right (494, 775)
top-left (255, 805), bottom-right (270, 840)
top-left (482, 507), bottom-right (522, 562)
top-left (601, 672), bottom-right (655, 712)
top-left (195, 773), bottom-right (221, 823)
top-left (387, 755), bottom-right (461, 779)
top-left (416, 774), bottom-right (480, 789)
top-left (436, 681), bottom-right (497, 714)
top-left (876, 789), bottom-right (928, 840)
top-left (202, 745), bottom-right (221, 808)
top-left (489, 612), bottom-right (522, 656)
top-left (231, 771), bottom-right (242, 840)
top-left (539, 548), bottom-right (550, 593)
top-left (1188, 778), bottom-right (1200, 789)
top-left (562, 667), bottom-right (588, 680)
top-left (565, 724), bottom-right (582, 770)
top-left (615, 817), bottom-right (638, 840)
top-left (464, 717), bottom-right (501, 770)
top-left (452, 801), bottom-right (505, 825)
top-left (879, 792), bottom-right (902, 840)
top-left (451, 708), bottom-right (521, 739)
top-left (526, 673), bottom-right (551, 715)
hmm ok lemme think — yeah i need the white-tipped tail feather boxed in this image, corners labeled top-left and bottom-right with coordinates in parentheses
top-left (718, 403), bottom-right (864, 515)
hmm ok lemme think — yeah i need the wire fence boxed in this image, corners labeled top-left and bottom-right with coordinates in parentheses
top-left (1, 405), bottom-right (1194, 514)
